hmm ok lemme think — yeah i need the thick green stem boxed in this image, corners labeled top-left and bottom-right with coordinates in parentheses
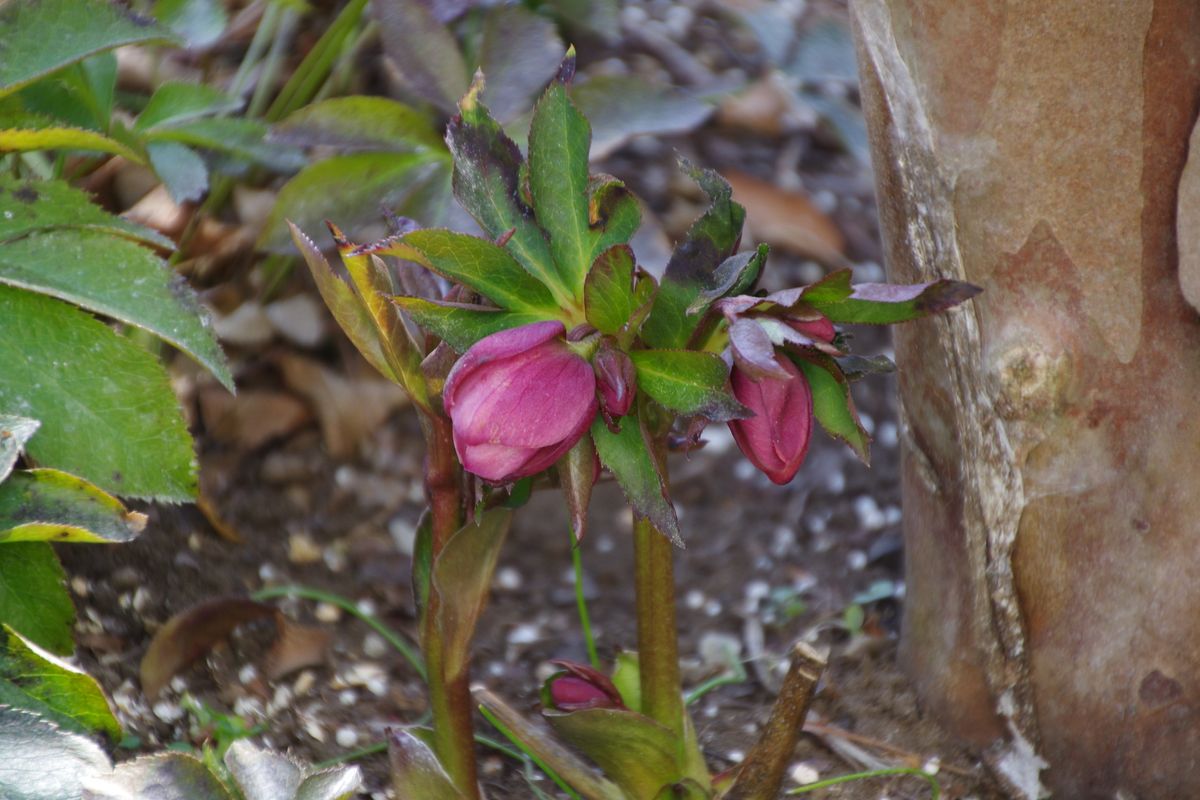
top-left (633, 513), bottom-right (683, 740)
top-left (420, 413), bottom-right (479, 798)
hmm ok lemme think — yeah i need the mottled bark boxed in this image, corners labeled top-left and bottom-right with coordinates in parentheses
top-left (850, 1), bottom-right (1200, 797)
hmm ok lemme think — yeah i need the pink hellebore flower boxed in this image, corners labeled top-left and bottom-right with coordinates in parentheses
top-left (728, 355), bottom-right (814, 485)
top-left (443, 320), bottom-right (597, 483)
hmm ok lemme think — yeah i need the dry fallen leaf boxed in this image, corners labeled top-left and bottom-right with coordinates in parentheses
top-left (263, 616), bottom-right (333, 681)
top-left (725, 170), bottom-right (846, 265)
top-left (278, 353), bottom-right (408, 459)
top-left (198, 388), bottom-right (311, 450)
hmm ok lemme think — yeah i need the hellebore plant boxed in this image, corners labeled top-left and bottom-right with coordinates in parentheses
top-left (292, 48), bottom-right (979, 800)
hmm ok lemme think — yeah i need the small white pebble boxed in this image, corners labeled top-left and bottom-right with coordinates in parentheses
top-left (488, 662), bottom-right (506, 678)
top-left (188, 533), bottom-right (202, 552)
top-left (847, 550), bottom-right (868, 571)
top-left (595, 535), bottom-right (615, 554)
top-left (132, 586), bottom-right (152, 613)
top-left (790, 762), bottom-right (822, 785)
top-left (288, 532), bottom-right (322, 564)
top-left (493, 566), bottom-right (522, 591)
top-left (745, 580), bottom-right (771, 603)
top-left (304, 718), bottom-right (327, 742)
top-left (734, 460), bottom-right (757, 481)
top-left (507, 623), bottom-right (541, 646)
top-left (684, 589), bottom-right (705, 610)
top-left (388, 517), bottom-right (417, 556)
top-left (854, 495), bottom-right (886, 531)
top-left (259, 563), bottom-right (280, 583)
top-left (70, 576), bottom-right (89, 597)
top-left (727, 750), bottom-right (745, 764)
top-left (811, 189), bottom-right (838, 214)
top-left (885, 505), bottom-right (903, 526)
top-left (293, 670), bottom-right (317, 696)
top-left (268, 686), bottom-right (293, 715)
top-left (335, 726), bottom-right (359, 748)
top-left (233, 696), bottom-right (263, 718)
top-left (315, 602), bottom-right (342, 623)
top-left (703, 599), bottom-right (723, 617)
top-left (334, 465), bottom-right (355, 487)
top-left (824, 470), bottom-right (846, 493)
top-left (922, 756), bottom-right (941, 774)
top-left (806, 514), bottom-right (828, 535)
top-left (878, 421), bottom-right (899, 448)
top-left (152, 701), bottom-right (184, 723)
top-left (339, 689), bottom-right (358, 706)
top-left (363, 632), bottom-right (388, 659)
top-left (366, 676), bottom-right (389, 697)
top-left (169, 676), bottom-right (188, 693)
top-left (323, 546), bottom-right (348, 573)
top-left (238, 664), bottom-right (258, 685)
top-left (859, 413), bottom-right (875, 435)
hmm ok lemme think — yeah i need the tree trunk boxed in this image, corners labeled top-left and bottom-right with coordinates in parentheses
top-left (850, 2), bottom-right (1200, 797)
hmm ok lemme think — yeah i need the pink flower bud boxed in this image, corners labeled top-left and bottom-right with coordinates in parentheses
top-left (444, 321), bottom-right (598, 483)
top-left (787, 315), bottom-right (836, 343)
top-left (593, 342), bottom-right (636, 419)
top-left (727, 356), bottom-right (813, 485)
top-left (544, 660), bottom-right (625, 711)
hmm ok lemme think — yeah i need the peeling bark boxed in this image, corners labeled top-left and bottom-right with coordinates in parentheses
top-left (851, 1), bottom-right (1200, 797)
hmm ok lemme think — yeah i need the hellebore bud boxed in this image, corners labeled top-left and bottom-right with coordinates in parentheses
top-left (443, 321), bottom-right (597, 483)
top-left (544, 660), bottom-right (625, 711)
top-left (728, 355), bottom-right (813, 485)
top-left (593, 340), bottom-right (636, 420)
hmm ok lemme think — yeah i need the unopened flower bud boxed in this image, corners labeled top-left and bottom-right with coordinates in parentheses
top-left (593, 341), bottom-right (636, 419)
top-left (728, 356), bottom-right (813, 485)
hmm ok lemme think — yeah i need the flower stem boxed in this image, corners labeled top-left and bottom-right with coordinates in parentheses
top-left (570, 530), bottom-right (601, 669)
top-left (420, 412), bottom-right (479, 798)
top-left (633, 513), bottom-right (683, 740)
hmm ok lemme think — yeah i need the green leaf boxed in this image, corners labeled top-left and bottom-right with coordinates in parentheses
top-left (0, 706), bottom-right (111, 800)
top-left (0, 176), bottom-right (173, 249)
top-left (0, 469), bottom-right (146, 544)
top-left (0, 542), bottom-right (74, 656)
top-left (0, 0), bottom-right (176, 99)
top-left (793, 354), bottom-right (870, 463)
top-left (529, 80), bottom-right (593, 298)
top-left (224, 740), bottom-right (361, 800)
top-left (432, 508), bottom-right (513, 681)
top-left (630, 350), bottom-right (748, 422)
top-left (135, 81), bottom-right (240, 131)
top-left (477, 5), bottom-right (563, 123)
top-left (0, 624), bottom-right (121, 739)
top-left (0, 415), bottom-right (40, 485)
top-left (445, 79), bottom-right (560, 293)
top-left (388, 728), bottom-right (464, 800)
top-left (271, 96), bottom-right (443, 152)
top-left (0, 286), bottom-right (197, 500)
top-left (154, 0), bottom-right (228, 50)
top-left (391, 296), bottom-right (543, 353)
top-left (411, 511), bottom-right (432, 625)
top-left (260, 153), bottom-right (443, 253)
top-left (586, 176), bottom-right (642, 264)
top-left (571, 76), bottom-right (714, 159)
top-left (82, 753), bottom-right (234, 800)
top-left (808, 279), bottom-right (982, 324)
top-left (374, 0), bottom-right (468, 113)
top-left (590, 412), bottom-right (680, 545)
top-left (17, 55), bottom-right (117, 132)
top-left (371, 229), bottom-right (560, 314)
top-left (145, 116), bottom-right (304, 172)
top-left (146, 141), bottom-right (208, 203)
top-left (584, 245), bottom-right (637, 335)
top-left (544, 707), bottom-right (682, 799)
top-left (642, 160), bottom-right (745, 349)
top-left (0, 125), bottom-right (143, 163)
top-left (0, 228), bottom-right (231, 389)
top-left (611, 651), bottom-right (641, 713)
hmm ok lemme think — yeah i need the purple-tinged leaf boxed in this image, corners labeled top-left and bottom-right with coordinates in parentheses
top-left (477, 6), bottom-right (563, 123)
top-left (446, 76), bottom-right (560, 291)
top-left (374, 0), bottom-right (468, 113)
top-left (391, 295), bottom-right (545, 353)
top-left (835, 353), bottom-right (896, 382)
top-left (432, 507), bottom-right (513, 680)
top-left (686, 244), bottom-right (768, 315)
top-left (790, 352), bottom-right (871, 464)
top-left (642, 159), bottom-right (746, 349)
top-left (558, 435), bottom-right (597, 542)
top-left (630, 349), bottom-right (750, 422)
top-left (729, 318), bottom-right (791, 380)
top-left (590, 412), bottom-right (680, 546)
top-left (585, 245), bottom-right (637, 336)
top-left (387, 728), bottom-right (463, 800)
top-left (807, 278), bottom-right (982, 324)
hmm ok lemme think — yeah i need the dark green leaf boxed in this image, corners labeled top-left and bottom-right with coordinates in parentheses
top-left (145, 117), bottom-right (304, 172)
top-left (135, 81), bottom-right (240, 131)
top-left (630, 350), bottom-right (748, 422)
top-left (587, 176), bottom-right (642, 264)
top-left (0, 624), bottom-right (121, 740)
top-left (0, 469), bottom-right (146, 544)
top-left (544, 707), bottom-right (681, 799)
top-left (374, 0), bottom-right (468, 113)
top-left (835, 353), bottom-right (895, 382)
top-left (388, 728), bottom-right (463, 800)
top-left (529, 80), bottom-right (593, 297)
top-left (391, 296), bottom-right (543, 353)
top-left (271, 96), bottom-right (443, 152)
top-left (82, 752), bottom-right (233, 800)
top-left (445, 78), bottom-right (560, 292)
top-left (0, 706), bottom-right (111, 800)
top-left (0, 0), bottom-right (176, 98)
top-left (0, 542), bottom-right (74, 656)
top-left (642, 160), bottom-right (745, 349)
top-left (147, 141), bottom-right (208, 203)
top-left (0, 176), bottom-right (172, 249)
top-left (261, 153), bottom-right (444, 253)
top-left (477, 6), bottom-right (563, 123)
top-left (0, 286), bottom-right (196, 500)
top-left (432, 508), bottom-right (513, 680)
top-left (584, 245), bottom-right (636, 335)
top-left (793, 353), bottom-right (870, 463)
top-left (571, 77), bottom-right (714, 159)
top-left (0, 228), bottom-right (231, 389)
top-left (590, 412), bottom-right (679, 545)
top-left (808, 279), bottom-right (982, 324)
top-left (0, 125), bottom-right (143, 163)
top-left (687, 244), bottom-right (768, 315)
top-left (154, 0), bottom-right (228, 50)
top-left (371, 229), bottom-right (559, 314)
top-left (0, 415), bottom-right (40, 485)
